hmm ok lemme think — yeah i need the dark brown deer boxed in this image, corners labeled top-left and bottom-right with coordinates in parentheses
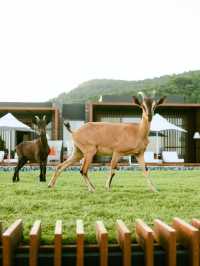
top-left (48, 93), bottom-right (165, 192)
top-left (12, 115), bottom-right (50, 182)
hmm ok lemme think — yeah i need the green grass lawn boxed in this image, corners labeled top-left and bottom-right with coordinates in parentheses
top-left (1, 169), bottom-right (200, 244)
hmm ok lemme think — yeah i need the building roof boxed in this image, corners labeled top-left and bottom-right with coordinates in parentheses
top-left (90, 101), bottom-right (200, 108)
top-left (99, 95), bottom-right (185, 103)
top-left (0, 102), bottom-right (53, 108)
top-left (99, 95), bottom-right (133, 102)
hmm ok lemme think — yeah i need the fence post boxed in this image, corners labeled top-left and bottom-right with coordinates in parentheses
top-left (154, 219), bottom-right (176, 266)
top-left (116, 220), bottom-right (131, 266)
top-left (29, 220), bottom-right (41, 266)
top-left (96, 221), bottom-right (108, 266)
top-left (135, 219), bottom-right (153, 266)
top-left (54, 220), bottom-right (62, 266)
top-left (2, 219), bottom-right (23, 266)
top-left (76, 219), bottom-right (84, 266)
top-left (172, 217), bottom-right (199, 266)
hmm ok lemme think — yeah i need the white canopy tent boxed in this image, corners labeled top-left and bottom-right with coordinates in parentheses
top-left (0, 113), bottom-right (33, 159)
top-left (150, 113), bottom-right (187, 157)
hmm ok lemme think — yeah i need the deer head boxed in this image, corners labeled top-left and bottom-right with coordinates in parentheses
top-left (132, 92), bottom-right (166, 122)
top-left (34, 115), bottom-right (47, 135)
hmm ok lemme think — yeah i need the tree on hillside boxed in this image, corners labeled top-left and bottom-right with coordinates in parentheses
top-left (51, 70), bottom-right (200, 104)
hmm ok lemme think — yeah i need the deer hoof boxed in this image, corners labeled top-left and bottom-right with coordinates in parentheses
top-left (88, 187), bottom-right (95, 193)
top-left (105, 185), bottom-right (111, 191)
top-left (13, 178), bottom-right (19, 182)
top-left (150, 187), bottom-right (158, 193)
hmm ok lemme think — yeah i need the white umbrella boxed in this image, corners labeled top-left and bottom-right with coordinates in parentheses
top-left (0, 113), bottom-right (33, 159)
top-left (150, 113), bottom-right (187, 157)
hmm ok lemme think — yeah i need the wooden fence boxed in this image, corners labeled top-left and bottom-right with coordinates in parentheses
top-left (0, 218), bottom-right (200, 266)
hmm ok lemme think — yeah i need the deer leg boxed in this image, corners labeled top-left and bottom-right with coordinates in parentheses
top-left (43, 161), bottom-right (47, 181)
top-left (40, 160), bottom-right (47, 182)
top-left (106, 152), bottom-right (121, 190)
top-left (39, 163), bottom-right (43, 182)
top-left (48, 147), bottom-right (83, 188)
top-left (80, 152), bottom-right (96, 192)
top-left (135, 153), bottom-right (157, 192)
top-left (12, 157), bottom-right (27, 182)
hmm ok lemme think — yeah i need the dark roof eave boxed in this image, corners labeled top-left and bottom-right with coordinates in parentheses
top-left (88, 102), bottom-right (200, 108)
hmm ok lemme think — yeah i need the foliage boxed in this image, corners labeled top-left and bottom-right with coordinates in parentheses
top-left (0, 136), bottom-right (5, 150)
top-left (51, 70), bottom-right (200, 104)
top-left (1, 170), bottom-right (200, 244)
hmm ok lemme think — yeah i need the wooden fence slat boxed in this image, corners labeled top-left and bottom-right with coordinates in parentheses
top-left (154, 219), bottom-right (176, 266)
top-left (172, 217), bottom-right (199, 266)
top-left (191, 218), bottom-right (200, 265)
top-left (96, 221), bottom-right (108, 266)
top-left (2, 219), bottom-right (23, 266)
top-left (76, 219), bottom-right (84, 266)
top-left (2, 217), bottom-right (200, 266)
top-left (29, 220), bottom-right (41, 266)
top-left (135, 219), bottom-right (153, 266)
top-left (191, 218), bottom-right (200, 229)
top-left (116, 220), bottom-right (131, 266)
top-left (54, 220), bottom-right (62, 266)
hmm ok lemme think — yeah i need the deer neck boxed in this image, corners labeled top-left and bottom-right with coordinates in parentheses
top-left (40, 132), bottom-right (48, 146)
top-left (139, 114), bottom-right (150, 139)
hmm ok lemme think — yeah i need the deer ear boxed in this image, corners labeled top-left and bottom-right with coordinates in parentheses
top-left (132, 96), bottom-right (141, 106)
top-left (156, 96), bottom-right (166, 106)
top-left (42, 115), bottom-right (46, 121)
top-left (34, 115), bottom-right (40, 124)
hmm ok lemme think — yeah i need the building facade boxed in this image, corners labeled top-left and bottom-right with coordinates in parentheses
top-left (1, 97), bottom-right (200, 163)
top-left (85, 97), bottom-right (200, 163)
top-left (0, 102), bottom-right (60, 152)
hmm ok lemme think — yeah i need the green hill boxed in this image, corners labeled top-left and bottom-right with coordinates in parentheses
top-left (52, 70), bottom-right (200, 104)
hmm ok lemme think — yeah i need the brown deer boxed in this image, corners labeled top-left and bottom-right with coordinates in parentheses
top-left (48, 93), bottom-right (165, 192)
top-left (12, 115), bottom-right (50, 182)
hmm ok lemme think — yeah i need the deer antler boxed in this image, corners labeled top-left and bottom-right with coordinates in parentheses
top-left (138, 91), bottom-right (145, 100)
top-left (151, 90), bottom-right (156, 98)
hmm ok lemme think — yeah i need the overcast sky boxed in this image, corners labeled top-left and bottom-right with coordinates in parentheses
top-left (0, 0), bottom-right (200, 102)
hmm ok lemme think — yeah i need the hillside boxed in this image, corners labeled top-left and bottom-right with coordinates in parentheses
top-left (52, 70), bottom-right (200, 104)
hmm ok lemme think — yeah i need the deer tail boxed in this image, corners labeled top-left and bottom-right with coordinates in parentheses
top-left (64, 122), bottom-right (73, 133)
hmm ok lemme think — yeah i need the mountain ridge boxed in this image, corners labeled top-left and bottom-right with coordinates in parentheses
top-left (52, 70), bottom-right (200, 104)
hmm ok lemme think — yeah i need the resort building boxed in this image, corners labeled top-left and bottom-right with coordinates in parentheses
top-left (63, 96), bottom-right (200, 163)
top-left (0, 102), bottom-right (60, 153)
top-left (1, 96), bottom-right (200, 163)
